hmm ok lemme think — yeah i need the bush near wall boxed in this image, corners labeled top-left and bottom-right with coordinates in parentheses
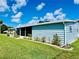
top-left (52, 34), bottom-right (61, 46)
top-left (41, 37), bottom-right (46, 42)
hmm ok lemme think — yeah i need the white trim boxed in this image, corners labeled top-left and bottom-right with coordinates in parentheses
top-left (25, 28), bottom-right (26, 36)
top-left (17, 20), bottom-right (75, 28)
top-left (20, 28), bottom-right (21, 36)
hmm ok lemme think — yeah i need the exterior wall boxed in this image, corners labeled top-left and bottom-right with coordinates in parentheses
top-left (32, 23), bottom-right (65, 45)
top-left (76, 22), bottom-right (79, 38)
top-left (64, 22), bottom-right (77, 45)
top-left (16, 21), bottom-right (79, 46)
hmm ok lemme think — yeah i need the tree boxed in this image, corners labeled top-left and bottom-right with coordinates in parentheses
top-left (0, 20), bottom-right (8, 33)
top-left (0, 20), bottom-right (3, 33)
top-left (0, 20), bottom-right (3, 24)
top-left (1, 24), bottom-right (8, 33)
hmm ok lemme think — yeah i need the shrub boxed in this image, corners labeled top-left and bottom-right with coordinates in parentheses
top-left (34, 37), bottom-right (40, 41)
top-left (52, 34), bottom-right (61, 46)
top-left (62, 44), bottom-right (71, 48)
top-left (14, 31), bottom-right (18, 38)
top-left (28, 34), bottom-right (32, 40)
top-left (28, 34), bottom-right (32, 37)
top-left (41, 37), bottom-right (46, 42)
top-left (7, 33), bottom-right (9, 36)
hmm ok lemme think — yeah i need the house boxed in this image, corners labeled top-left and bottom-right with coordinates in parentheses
top-left (7, 28), bottom-right (17, 37)
top-left (0, 24), bottom-right (8, 33)
top-left (16, 20), bottom-right (79, 46)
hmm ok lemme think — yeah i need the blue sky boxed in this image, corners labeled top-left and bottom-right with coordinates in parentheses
top-left (0, 0), bottom-right (79, 27)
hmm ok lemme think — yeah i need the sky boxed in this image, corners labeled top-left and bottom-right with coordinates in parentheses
top-left (0, 0), bottom-right (79, 27)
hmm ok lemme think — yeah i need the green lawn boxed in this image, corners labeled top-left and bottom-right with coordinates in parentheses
top-left (0, 34), bottom-right (79, 59)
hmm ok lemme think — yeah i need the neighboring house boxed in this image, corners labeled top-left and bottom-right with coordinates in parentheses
top-left (16, 20), bottom-right (79, 46)
top-left (7, 28), bottom-right (16, 37)
top-left (0, 24), bottom-right (8, 33)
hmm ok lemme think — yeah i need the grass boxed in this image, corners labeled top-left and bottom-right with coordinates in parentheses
top-left (0, 34), bottom-right (79, 59)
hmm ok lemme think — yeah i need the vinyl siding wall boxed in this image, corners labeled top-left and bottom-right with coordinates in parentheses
top-left (64, 22), bottom-right (77, 45)
top-left (32, 23), bottom-right (65, 45)
top-left (75, 22), bottom-right (79, 38)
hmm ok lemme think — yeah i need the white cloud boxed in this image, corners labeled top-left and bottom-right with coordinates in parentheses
top-left (54, 8), bottom-right (62, 15)
top-left (12, 4), bottom-right (17, 13)
top-left (43, 8), bottom-right (66, 21)
top-left (16, 24), bottom-right (22, 28)
top-left (40, 17), bottom-right (44, 21)
top-left (0, 0), bottom-right (9, 12)
top-left (28, 17), bottom-right (39, 24)
top-left (28, 8), bottom-right (66, 24)
top-left (32, 17), bottom-right (38, 20)
top-left (44, 13), bottom-right (56, 21)
top-left (74, 0), bottom-right (79, 4)
top-left (16, 0), bottom-right (27, 8)
top-left (54, 8), bottom-right (66, 20)
top-left (36, 2), bottom-right (45, 11)
top-left (12, 0), bottom-right (28, 13)
top-left (56, 14), bottom-right (66, 20)
top-left (11, 12), bottom-right (23, 23)
top-left (28, 20), bottom-right (39, 24)
top-left (28, 13), bottom-right (56, 24)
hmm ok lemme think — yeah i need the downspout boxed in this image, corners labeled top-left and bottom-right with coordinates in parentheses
top-left (25, 27), bottom-right (26, 36)
top-left (20, 28), bottom-right (21, 36)
top-left (63, 22), bottom-right (66, 46)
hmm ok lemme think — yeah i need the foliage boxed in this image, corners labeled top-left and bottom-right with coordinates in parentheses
top-left (14, 31), bottom-right (18, 38)
top-left (0, 20), bottom-right (3, 24)
top-left (1, 24), bottom-right (8, 33)
top-left (39, 21), bottom-right (44, 23)
top-left (52, 34), bottom-right (61, 46)
top-left (28, 34), bottom-right (32, 37)
top-left (62, 44), bottom-right (71, 48)
top-left (41, 37), bottom-right (46, 42)
top-left (1, 24), bottom-right (8, 30)
top-left (28, 34), bottom-right (32, 40)
top-left (0, 20), bottom-right (8, 33)
top-left (34, 37), bottom-right (40, 41)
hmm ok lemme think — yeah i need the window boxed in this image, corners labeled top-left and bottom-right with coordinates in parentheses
top-left (69, 26), bottom-right (72, 32)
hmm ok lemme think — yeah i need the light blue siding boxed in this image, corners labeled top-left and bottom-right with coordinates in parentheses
top-left (64, 22), bottom-right (77, 45)
top-left (32, 23), bottom-right (65, 45)
top-left (16, 20), bottom-right (79, 46)
top-left (76, 22), bottom-right (79, 37)
top-left (74, 22), bottom-right (79, 39)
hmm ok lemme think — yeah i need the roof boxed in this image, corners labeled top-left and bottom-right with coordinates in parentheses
top-left (75, 20), bottom-right (79, 22)
top-left (17, 20), bottom-right (75, 28)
